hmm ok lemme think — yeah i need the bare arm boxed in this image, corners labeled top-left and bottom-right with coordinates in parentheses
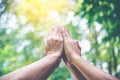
top-left (1, 26), bottom-right (64, 80)
top-left (62, 27), bottom-right (118, 80)
top-left (61, 26), bottom-right (87, 80)
top-left (62, 51), bottom-right (87, 80)
top-left (39, 62), bottom-right (59, 80)
top-left (71, 55), bottom-right (118, 80)
top-left (65, 62), bottom-right (87, 80)
top-left (39, 56), bottom-right (61, 80)
top-left (39, 26), bottom-right (63, 80)
top-left (0, 54), bottom-right (60, 80)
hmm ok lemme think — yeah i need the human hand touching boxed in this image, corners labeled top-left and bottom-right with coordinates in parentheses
top-left (0, 26), bottom-right (64, 80)
top-left (62, 27), bottom-right (81, 62)
top-left (44, 26), bottom-right (63, 58)
top-left (62, 27), bottom-right (117, 80)
top-left (60, 27), bottom-right (87, 80)
top-left (39, 26), bottom-right (64, 80)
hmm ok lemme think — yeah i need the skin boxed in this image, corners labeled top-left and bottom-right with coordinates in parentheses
top-left (0, 26), bottom-right (118, 80)
top-left (62, 27), bottom-right (118, 80)
top-left (40, 26), bottom-right (63, 80)
top-left (61, 27), bottom-right (87, 80)
top-left (62, 50), bottom-right (87, 80)
top-left (0, 26), bottom-right (63, 80)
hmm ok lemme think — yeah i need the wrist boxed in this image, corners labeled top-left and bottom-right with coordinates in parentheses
top-left (46, 52), bottom-right (62, 60)
top-left (70, 54), bottom-right (81, 64)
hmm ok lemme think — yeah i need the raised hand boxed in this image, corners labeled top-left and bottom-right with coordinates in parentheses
top-left (62, 27), bottom-right (117, 80)
top-left (44, 26), bottom-right (63, 57)
top-left (61, 27), bottom-right (87, 80)
top-left (39, 26), bottom-right (64, 80)
top-left (62, 27), bottom-right (81, 62)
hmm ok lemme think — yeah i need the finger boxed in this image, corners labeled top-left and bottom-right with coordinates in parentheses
top-left (54, 26), bottom-right (63, 41)
top-left (59, 25), bottom-right (64, 34)
top-left (63, 28), bottom-right (72, 39)
top-left (48, 26), bottom-right (58, 38)
top-left (63, 33), bottom-right (69, 43)
top-left (58, 26), bottom-right (63, 36)
top-left (63, 29), bottom-right (73, 43)
top-left (76, 41), bottom-right (81, 50)
top-left (76, 41), bottom-right (81, 55)
top-left (65, 28), bottom-right (72, 39)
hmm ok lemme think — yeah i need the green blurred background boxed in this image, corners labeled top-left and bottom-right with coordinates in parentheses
top-left (0, 0), bottom-right (120, 79)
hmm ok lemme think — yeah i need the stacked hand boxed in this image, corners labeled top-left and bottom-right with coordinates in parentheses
top-left (62, 27), bottom-right (81, 61)
top-left (44, 26), bottom-right (63, 57)
top-left (43, 25), bottom-right (117, 80)
top-left (1, 25), bottom-right (117, 80)
top-left (43, 26), bottom-right (87, 80)
top-left (45, 26), bottom-right (81, 62)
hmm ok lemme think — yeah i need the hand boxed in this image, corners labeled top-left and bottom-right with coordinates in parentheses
top-left (61, 27), bottom-right (87, 80)
top-left (44, 26), bottom-right (63, 57)
top-left (62, 27), bottom-right (81, 62)
top-left (62, 41), bottom-right (81, 64)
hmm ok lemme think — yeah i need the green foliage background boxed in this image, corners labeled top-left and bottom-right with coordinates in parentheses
top-left (0, 0), bottom-right (120, 79)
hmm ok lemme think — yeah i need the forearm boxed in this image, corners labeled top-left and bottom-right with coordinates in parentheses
top-left (63, 52), bottom-right (86, 80)
top-left (66, 63), bottom-right (87, 80)
top-left (71, 55), bottom-right (118, 80)
top-left (1, 54), bottom-right (60, 80)
top-left (39, 59), bottom-right (60, 80)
